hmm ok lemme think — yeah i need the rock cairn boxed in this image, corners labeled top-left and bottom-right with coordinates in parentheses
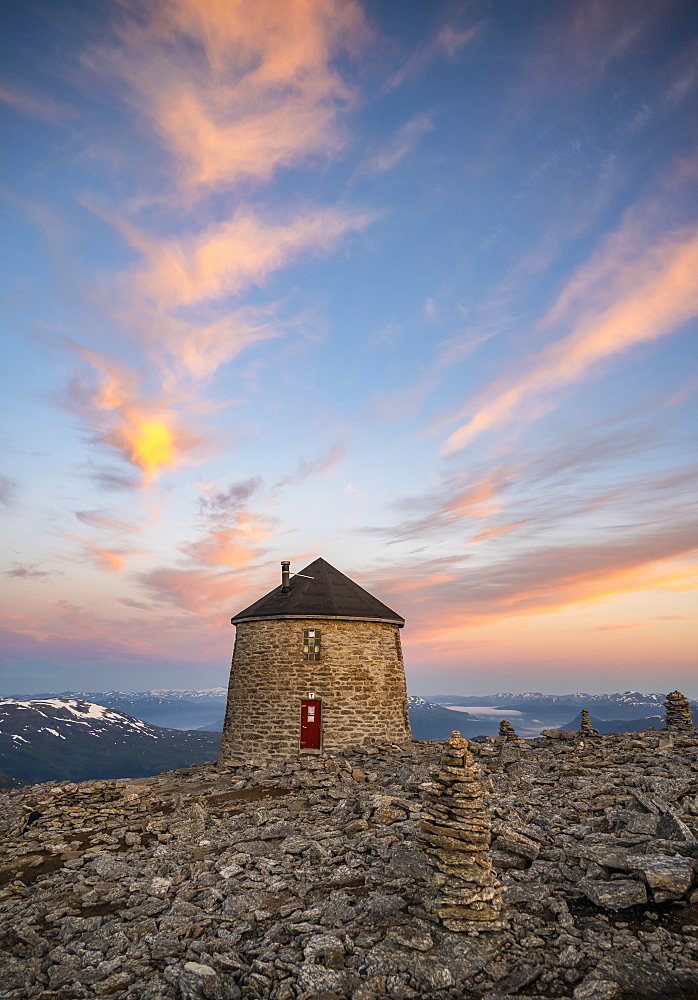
top-left (498, 719), bottom-right (518, 741)
top-left (417, 731), bottom-right (504, 934)
top-left (579, 709), bottom-right (600, 737)
top-left (665, 690), bottom-right (694, 730)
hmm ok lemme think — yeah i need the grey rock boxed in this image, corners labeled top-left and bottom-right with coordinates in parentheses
top-left (296, 965), bottom-right (358, 993)
top-left (625, 852), bottom-right (696, 902)
top-left (573, 982), bottom-right (620, 1000)
top-left (2, 730), bottom-right (698, 1000)
top-left (585, 952), bottom-right (698, 999)
top-left (559, 945), bottom-right (581, 969)
top-left (303, 933), bottom-right (345, 968)
top-left (579, 878), bottom-right (647, 909)
top-left (498, 965), bottom-right (544, 991)
top-left (490, 848), bottom-right (528, 869)
top-left (419, 963), bottom-right (455, 989)
top-left (0, 956), bottom-right (31, 990)
top-left (656, 810), bottom-right (695, 842)
top-left (385, 925), bottom-right (434, 951)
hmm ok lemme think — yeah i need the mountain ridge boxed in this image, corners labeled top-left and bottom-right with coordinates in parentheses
top-left (0, 697), bottom-right (220, 785)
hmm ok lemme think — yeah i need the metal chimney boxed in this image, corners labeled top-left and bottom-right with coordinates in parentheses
top-left (281, 560), bottom-right (290, 593)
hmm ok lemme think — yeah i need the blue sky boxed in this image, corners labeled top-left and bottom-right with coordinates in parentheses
top-left (1, 0), bottom-right (697, 697)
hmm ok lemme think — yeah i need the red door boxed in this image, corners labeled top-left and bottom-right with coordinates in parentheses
top-left (300, 699), bottom-right (322, 750)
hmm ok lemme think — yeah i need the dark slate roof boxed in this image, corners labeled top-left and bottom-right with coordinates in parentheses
top-left (231, 557), bottom-right (404, 627)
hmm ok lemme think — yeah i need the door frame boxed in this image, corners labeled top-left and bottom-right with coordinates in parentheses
top-left (299, 697), bottom-right (323, 753)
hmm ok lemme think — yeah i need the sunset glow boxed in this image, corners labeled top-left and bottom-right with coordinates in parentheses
top-left (1, 0), bottom-right (696, 696)
top-left (119, 417), bottom-right (177, 480)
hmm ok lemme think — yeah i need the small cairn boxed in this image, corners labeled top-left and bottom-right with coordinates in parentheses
top-left (498, 719), bottom-right (518, 741)
top-left (665, 690), bottom-right (694, 731)
top-left (417, 731), bottom-right (504, 933)
top-left (579, 709), bottom-right (599, 737)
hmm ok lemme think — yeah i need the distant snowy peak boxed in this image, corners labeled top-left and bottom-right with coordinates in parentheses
top-left (0, 697), bottom-right (222, 785)
top-left (149, 688), bottom-right (228, 699)
top-left (490, 691), bottom-right (668, 704)
top-left (428, 691), bottom-right (677, 707)
top-left (64, 689), bottom-right (228, 702)
top-left (0, 697), bottom-right (163, 741)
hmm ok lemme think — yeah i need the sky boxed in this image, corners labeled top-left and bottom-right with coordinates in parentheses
top-left (1, 0), bottom-right (697, 699)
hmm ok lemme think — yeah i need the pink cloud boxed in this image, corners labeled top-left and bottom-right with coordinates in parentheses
top-left (84, 544), bottom-right (127, 573)
top-left (383, 470), bottom-right (511, 541)
top-left (120, 206), bottom-right (373, 310)
top-left (68, 346), bottom-right (207, 482)
top-left (136, 565), bottom-right (251, 618)
top-left (442, 217), bottom-right (698, 455)
top-left (467, 522), bottom-right (525, 545)
top-left (89, 0), bottom-right (371, 192)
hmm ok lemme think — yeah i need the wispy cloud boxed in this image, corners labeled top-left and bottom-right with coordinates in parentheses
top-left (382, 470), bottom-right (510, 541)
top-left (518, 0), bottom-right (669, 103)
top-left (385, 19), bottom-right (477, 92)
top-left (275, 441), bottom-right (345, 488)
top-left (136, 565), bottom-right (251, 617)
top-left (99, 203), bottom-right (373, 311)
top-left (0, 81), bottom-right (77, 121)
top-left (467, 522), bottom-right (525, 545)
top-left (84, 544), bottom-right (128, 573)
top-left (76, 509), bottom-right (139, 533)
top-left (68, 346), bottom-right (206, 483)
top-left (179, 516), bottom-right (271, 570)
top-left (4, 562), bottom-right (55, 580)
top-left (66, 0), bottom-right (375, 490)
top-left (442, 213), bottom-right (698, 455)
top-left (198, 477), bottom-right (262, 517)
top-left (370, 518), bottom-right (698, 641)
top-left (89, 0), bottom-right (371, 193)
top-left (178, 476), bottom-right (274, 571)
top-left (363, 114), bottom-right (432, 174)
top-left (0, 475), bottom-right (17, 508)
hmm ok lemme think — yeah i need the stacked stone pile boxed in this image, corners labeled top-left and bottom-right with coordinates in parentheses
top-left (1, 730), bottom-right (698, 999)
top-left (417, 731), bottom-right (504, 934)
top-left (665, 690), bottom-right (694, 731)
top-left (498, 719), bottom-right (519, 741)
top-left (579, 710), bottom-right (599, 737)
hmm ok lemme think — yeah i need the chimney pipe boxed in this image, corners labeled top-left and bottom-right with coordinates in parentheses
top-left (281, 560), bottom-right (290, 593)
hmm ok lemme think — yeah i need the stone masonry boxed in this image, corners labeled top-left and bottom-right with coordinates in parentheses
top-left (417, 731), bottom-right (504, 934)
top-left (498, 719), bottom-right (518, 741)
top-left (665, 690), bottom-right (694, 731)
top-left (579, 709), bottom-right (599, 737)
top-left (219, 618), bottom-right (411, 761)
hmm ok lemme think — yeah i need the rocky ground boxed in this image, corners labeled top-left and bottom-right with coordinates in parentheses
top-left (1, 729), bottom-right (698, 1000)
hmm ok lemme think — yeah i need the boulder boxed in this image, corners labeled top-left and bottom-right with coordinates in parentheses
top-left (579, 878), bottom-right (646, 909)
top-left (625, 853), bottom-right (696, 902)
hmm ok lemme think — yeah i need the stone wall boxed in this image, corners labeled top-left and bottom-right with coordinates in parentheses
top-left (218, 618), bottom-right (411, 761)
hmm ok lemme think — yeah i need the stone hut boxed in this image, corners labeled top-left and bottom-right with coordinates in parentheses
top-left (219, 558), bottom-right (411, 761)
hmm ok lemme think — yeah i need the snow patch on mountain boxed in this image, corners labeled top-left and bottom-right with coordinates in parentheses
top-left (0, 697), bottom-right (162, 741)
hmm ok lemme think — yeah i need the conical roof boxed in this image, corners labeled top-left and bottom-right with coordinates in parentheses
top-left (231, 557), bottom-right (404, 627)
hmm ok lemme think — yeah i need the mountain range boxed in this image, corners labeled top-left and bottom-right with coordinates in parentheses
top-left (0, 698), bottom-right (220, 785)
top-left (10, 689), bottom-right (229, 731)
top-left (2, 690), bottom-right (693, 786)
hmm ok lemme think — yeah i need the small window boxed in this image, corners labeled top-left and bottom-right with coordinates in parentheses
top-left (303, 629), bottom-right (321, 661)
